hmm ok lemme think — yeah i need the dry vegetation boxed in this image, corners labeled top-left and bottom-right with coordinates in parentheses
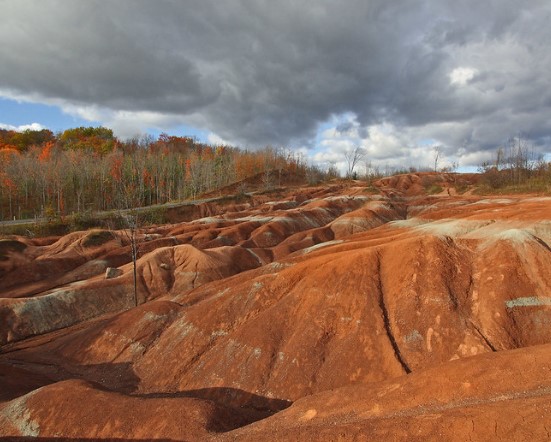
top-left (0, 127), bottom-right (319, 223)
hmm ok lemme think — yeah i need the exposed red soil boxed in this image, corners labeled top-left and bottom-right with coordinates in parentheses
top-left (1, 172), bottom-right (551, 440)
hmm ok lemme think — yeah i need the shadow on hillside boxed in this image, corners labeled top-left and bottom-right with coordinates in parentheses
top-left (137, 386), bottom-right (291, 411)
top-left (0, 362), bottom-right (57, 402)
top-left (1, 359), bottom-right (291, 433)
top-left (0, 387), bottom-right (292, 438)
top-left (135, 387), bottom-right (293, 431)
top-left (0, 360), bottom-right (141, 402)
top-left (75, 361), bottom-right (142, 394)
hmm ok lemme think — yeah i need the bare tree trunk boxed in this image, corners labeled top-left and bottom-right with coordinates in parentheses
top-left (123, 210), bottom-right (140, 308)
top-left (130, 223), bottom-right (138, 307)
top-left (433, 146), bottom-right (442, 172)
top-left (344, 146), bottom-right (366, 178)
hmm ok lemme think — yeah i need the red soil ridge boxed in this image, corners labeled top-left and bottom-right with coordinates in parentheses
top-left (1, 172), bottom-right (551, 440)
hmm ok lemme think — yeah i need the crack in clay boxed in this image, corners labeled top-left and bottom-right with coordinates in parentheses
top-left (375, 251), bottom-right (411, 374)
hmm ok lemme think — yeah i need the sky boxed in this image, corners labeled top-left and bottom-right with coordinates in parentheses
top-left (1, 0), bottom-right (551, 172)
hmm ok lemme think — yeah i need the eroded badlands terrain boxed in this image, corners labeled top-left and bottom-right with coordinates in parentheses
top-left (1, 173), bottom-right (551, 440)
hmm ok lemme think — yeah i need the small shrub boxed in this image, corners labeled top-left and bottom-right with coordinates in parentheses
top-left (364, 185), bottom-right (380, 194)
top-left (35, 220), bottom-right (70, 236)
top-left (140, 207), bottom-right (168, 226)
top-left (420, 175), bottom-right (435, 187)
top-left (0, 224), bottom-right (33, 237)
top-left (71, 210), bottom-right (101, 230)
top-left (236, 182), bottom-right (248, 197)
top-left (102, 213), bottom-right (128, 230)
top-left (475, 179), bottom-right (551, 196)
top-left (426, 185), bottom-right (443, 195)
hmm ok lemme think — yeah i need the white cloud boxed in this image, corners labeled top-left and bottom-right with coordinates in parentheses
top-left (309, 113), bottom-right (482, 173)
top-left (0, 122), bottom-right (47, 132)
top-left (449, 67), bottom-right (478, 86)
top-left (0, 89), bottom-right (191, 139)
top-left (104, 110), bottom-right (187, 139)
top-left (52, 103), bottom-right (192, 139)
top-left (206, 132), bottom-right (230, 145)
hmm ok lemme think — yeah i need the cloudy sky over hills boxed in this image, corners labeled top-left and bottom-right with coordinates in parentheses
top-left (1, 0), bottom-right (550, 170)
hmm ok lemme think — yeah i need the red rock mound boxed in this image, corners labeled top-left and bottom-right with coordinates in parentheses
top-left (223, 343), bottom-right (551, 441)
top-left (1, 177), bottom-right (551, 440)
top-left (0, 379), bottom-right (253, 439)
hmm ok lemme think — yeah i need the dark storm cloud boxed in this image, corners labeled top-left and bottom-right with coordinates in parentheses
top-left (1, 0), bottom-right (551, 155)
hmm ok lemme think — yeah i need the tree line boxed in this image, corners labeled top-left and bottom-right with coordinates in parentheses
top-left (478, 135), bottom-right (551, 189)
top-left (0, 127), bottom-right (309, 221)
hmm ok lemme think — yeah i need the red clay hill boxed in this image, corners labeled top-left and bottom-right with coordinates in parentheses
top-left (1, 172), bottom-right (551, 440)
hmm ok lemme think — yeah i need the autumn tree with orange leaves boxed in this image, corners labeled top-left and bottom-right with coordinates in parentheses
top-left (0, 127), bottom-right (315, 222)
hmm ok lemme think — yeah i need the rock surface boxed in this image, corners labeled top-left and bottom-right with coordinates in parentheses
top-left (1, 173), bottom-right (551, 440)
